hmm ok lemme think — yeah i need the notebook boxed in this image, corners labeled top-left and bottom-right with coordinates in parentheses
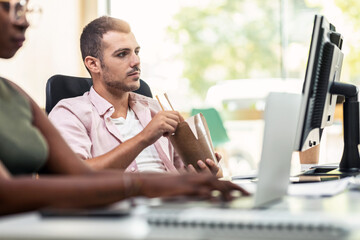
top-left (146, 207), bottom-right (349, 240)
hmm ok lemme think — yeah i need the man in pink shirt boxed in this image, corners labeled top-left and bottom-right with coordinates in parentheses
top-left (49, 16), bottom-right (221, 175)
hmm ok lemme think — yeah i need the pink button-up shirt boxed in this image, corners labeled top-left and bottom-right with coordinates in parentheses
top-left (48, 87), bottom-right (183, 173)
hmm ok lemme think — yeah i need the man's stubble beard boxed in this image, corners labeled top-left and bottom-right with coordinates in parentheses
top-left (102, 66), bottom-right (140, 95)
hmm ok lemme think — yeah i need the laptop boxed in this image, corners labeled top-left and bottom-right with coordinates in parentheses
top-left (231, 92), bottom-right (302, 209)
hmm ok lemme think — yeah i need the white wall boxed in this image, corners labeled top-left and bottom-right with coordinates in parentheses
top-left (0, 0), bottom-right (86, 108)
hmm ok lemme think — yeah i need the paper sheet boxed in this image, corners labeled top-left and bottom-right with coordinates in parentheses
top-left (235, 177), bottom-right (351, 197)
top-left (287, 177), bottom-right (351, 197)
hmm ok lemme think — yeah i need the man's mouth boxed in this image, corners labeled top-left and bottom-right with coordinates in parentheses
top-left (127, 68), bottom-right (141, 77)
top-left (128, 71), bottom-right (140, 76)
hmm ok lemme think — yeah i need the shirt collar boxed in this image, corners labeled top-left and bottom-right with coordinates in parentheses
top-left (88, 88), bottom-right (151, 116)
top-left (88, 87), bottom-right (114, 116)
top-left (128, 92), bottom-right (150, 109)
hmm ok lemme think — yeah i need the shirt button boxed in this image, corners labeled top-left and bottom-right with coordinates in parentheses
top-left (131, 167), bottom-right (135, 172)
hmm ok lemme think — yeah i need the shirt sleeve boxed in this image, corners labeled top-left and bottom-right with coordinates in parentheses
top-left (48, 104), bottom-right (92, 160)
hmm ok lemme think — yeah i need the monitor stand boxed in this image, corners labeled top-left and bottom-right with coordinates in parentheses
top-left (301, 165), bottom-right (358, 177)
top-left (300, 82), bottom-right (360, 178)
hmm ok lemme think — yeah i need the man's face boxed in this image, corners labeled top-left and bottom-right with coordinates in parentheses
top-left (0, 0), bottom-right (29, 59)
top-left (100, 31), bottom-right (141, 94)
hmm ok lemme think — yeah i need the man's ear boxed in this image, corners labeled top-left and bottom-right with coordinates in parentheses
top-left (84, 56), bottom-right (101, 74)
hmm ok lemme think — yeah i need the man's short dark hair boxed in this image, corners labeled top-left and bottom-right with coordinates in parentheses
top-left (80, 16), bottom-right (131, 65)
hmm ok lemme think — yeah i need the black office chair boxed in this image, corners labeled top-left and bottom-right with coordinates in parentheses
top-left (45, 74), bottom-right (153, 114)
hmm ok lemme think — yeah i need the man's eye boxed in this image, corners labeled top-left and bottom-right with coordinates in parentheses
top-left (117, 52), bottom-right (126, 57)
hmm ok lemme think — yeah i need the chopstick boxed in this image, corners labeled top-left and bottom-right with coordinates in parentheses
top-left (156, 93), bottom-right (175, 111)
top-left (164, 93), bottom-right (175, 111)
top-left (156, 95), bottom-right (165, 111)
top-left (156, 93), bottom-right (183, 125)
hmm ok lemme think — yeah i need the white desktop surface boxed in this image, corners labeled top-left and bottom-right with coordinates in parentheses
top-left (1, 191), bottom-right (360, 240)
top-left (0, 210), bottom-right (149, 240)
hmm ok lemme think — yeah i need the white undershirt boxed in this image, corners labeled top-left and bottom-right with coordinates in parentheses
top-left (110, 108), bottom-right (166, 173)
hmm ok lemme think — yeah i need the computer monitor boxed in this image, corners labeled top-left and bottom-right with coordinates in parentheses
top-left (294, 15), bottom-right (343, 152)
top-left (295, 15), bottom-right (360, 175)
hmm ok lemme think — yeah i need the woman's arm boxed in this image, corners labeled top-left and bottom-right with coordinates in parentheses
top-left (0, 171), bottom-right (128, 215)
top-left (27, 90), bottom-right (94, 175)
top-left (0, 166), bottom-right (247, 216)
top-left (6, 79), bottom-right (92, 175)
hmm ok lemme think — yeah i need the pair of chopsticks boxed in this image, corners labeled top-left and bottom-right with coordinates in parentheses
top-left (156, 93), bottom-right (175, 111)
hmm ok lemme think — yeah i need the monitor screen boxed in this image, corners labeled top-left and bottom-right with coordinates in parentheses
top-left (294, 15), bottom-right (344, 152)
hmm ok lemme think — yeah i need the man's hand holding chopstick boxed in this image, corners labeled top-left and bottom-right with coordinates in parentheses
top-left (138, 111), bottom-right (184, 146)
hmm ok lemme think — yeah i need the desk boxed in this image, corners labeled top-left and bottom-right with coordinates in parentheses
top-left (1, 190), bottom-right (360, 240)
top-left (0, 210), bottom-right (149, 240)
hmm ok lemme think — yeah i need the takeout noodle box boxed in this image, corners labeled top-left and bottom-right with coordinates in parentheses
top-left (169, 113), bottom-right (217, 170)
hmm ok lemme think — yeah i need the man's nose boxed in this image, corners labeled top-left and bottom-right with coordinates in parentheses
top-left (130, 53), bottom-right (140, 67)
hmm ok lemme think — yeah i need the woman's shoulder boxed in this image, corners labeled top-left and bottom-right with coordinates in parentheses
top-left (0, 77), bottom-right (31, 100)
top-left (0, 77), bottom-right (17, 91)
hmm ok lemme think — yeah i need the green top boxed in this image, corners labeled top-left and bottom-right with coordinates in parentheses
top-left (0, 77), bottom-right (48, 175)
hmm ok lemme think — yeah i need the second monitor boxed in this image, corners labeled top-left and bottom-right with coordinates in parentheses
top-left (295, 15), bottom-right (360, 176)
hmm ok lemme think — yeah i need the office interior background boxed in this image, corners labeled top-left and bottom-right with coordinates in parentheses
top-left (1, 0), bottom-right (359, 177)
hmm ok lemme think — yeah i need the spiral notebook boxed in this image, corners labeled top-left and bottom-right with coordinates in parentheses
top-left (146, 207), bottom-right (349, 240)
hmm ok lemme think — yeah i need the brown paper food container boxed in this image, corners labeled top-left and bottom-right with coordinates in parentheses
top-left (169, 113), bottom-right (217, 171)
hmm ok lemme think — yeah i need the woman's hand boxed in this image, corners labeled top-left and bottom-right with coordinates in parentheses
top-left (135, 172), bottom-right (249, 201)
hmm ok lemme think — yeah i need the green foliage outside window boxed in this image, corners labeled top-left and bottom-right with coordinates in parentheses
top-left (168, 0), bottom-right (360, 98)
top-left (167, 0), bottom-right (281, 98)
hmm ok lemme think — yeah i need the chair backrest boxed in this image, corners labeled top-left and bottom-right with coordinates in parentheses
top-left (45, 74), bottom-right (153, 114)
top-left (190, 107), bottom-right (230, 148)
